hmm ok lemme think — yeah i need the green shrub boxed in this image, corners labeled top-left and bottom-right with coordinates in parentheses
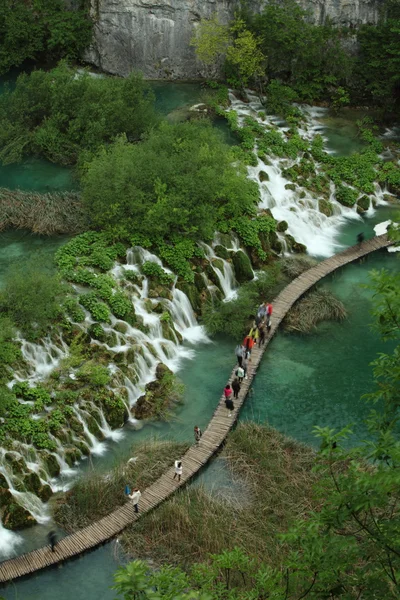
top-left (76, 362), bottom-right (110, 387)
top-left (141, 262), bottom-right (175, 286)
top-left (0, 63), bottom-right (158, 166)
top-left (335, 184), bottom-right (358, 207)
top-left (79, 293), bottom-right (110, 323)
top-left (0, 260), bottom-right (65, 340)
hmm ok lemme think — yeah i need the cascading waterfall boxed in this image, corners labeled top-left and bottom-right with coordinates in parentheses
top-left (199, 242), bottom-right (238, 301)
top-left (228, 90), bottom-right (391, 257)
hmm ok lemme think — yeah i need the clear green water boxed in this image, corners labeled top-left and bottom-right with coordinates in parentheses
top-left (242, 251), bottom-right (399, 446)
top-left (0, 230), bottom-right (68, 283)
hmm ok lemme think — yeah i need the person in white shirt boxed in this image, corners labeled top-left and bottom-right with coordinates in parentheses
top-left (128, 488), bottom-right (141, 513)
top-left (173, 460), bottom-right (182, 482)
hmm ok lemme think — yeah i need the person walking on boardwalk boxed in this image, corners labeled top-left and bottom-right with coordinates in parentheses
top-left (174, 460), bottom-right (182, 482)
top-left (224, 383), bottom-right (233, 402)
top-left (258, 322), bottom-right (266, 345)
top-left (266, 302), bottom-right (273, 332)
top-left (194, 426), bottom-right (202, 443)
top-left (243, 335), bottom-right (255, 360)
top-left (357, 232), bottom-right (365, 246)
top-left (128, 487), bottom-right (141, 513)
top-left (248, 323), bottom-right (259, 343)
top-left (242, 356), bottom-right (249, 380)
top-left (224, 392), bottom-right (235, 416)
top-left (235, 365), bottom-right (244, 383)
top-left (48, 530), bottom-right (57, 552)
top-left (232, 377), bottom-right (241, 399)
top-left (235, 344), bottom-right (245, 367)
top-left (256, 302), bottom-right (267, 325)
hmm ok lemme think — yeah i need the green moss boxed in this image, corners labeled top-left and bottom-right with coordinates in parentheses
top-left (3, 503), bottom-right (36, 530)
top-left (43, 453), bottom-right (60, 478)
top-left (285, 183), bottom-right (296, 191)
top-left (259, 171), bottom-right (270, 182)
top-left (232, 251), bottom-right (253, 283)
top-left (318, 199), bottom-right (334, 217)
top-left (276, 221), bottom-right (288, 233)
top-left (214, 245), bottom-right (230, 260)
top-left (357, 195), bottom-right (370, 212)
top-left (101, 394), bottom-right (128, 429)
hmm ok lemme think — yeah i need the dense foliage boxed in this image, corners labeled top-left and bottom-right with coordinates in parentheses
top-left (82, 120), bottom-right (259, 244)
top-left (193, 0), bottom-right (400, 115)
top-left (0, 0), bottom-right (92, 75)
top-left (0, 63), bottom-right (158, 166)
top-left (0, 259), bottom-right (65, 340)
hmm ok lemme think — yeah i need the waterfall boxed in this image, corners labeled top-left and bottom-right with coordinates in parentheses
top-left (199, 242), bottom-right (238, 301)
top-left (16, 336), bottom-right (68, 382)
top-left (227, 90), bottom-right (389, 257)
top-left (169, 289), bottom-right (209, 343)
top-left (0, 523), bottom-right (22, 557)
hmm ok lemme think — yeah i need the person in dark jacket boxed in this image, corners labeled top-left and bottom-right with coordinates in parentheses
top-left (232, 378), bottom-right (241, 399)
top-left (48, 530), bottom-right (57, 552)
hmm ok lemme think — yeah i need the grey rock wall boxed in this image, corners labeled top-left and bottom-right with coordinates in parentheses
top-left (84, 0), bottom-right (382, 80)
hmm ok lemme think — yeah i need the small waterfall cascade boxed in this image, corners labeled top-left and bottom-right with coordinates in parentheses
top-left (199, 242), bottom-right (238, 301)
top-left (0, 243), bottom-right (213, 545)
top-left (168, 289), bottom-right (209, 343)
top-left (227, 90), bottom-right (390, 257)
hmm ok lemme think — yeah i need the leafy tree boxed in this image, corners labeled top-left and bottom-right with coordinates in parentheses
top-left (226, 20), bottom-right (265, 87)
top-left (356, 2), bottom-right (400, 114)
top-left (0, 0), bottom-right (92, 75)
top-left (0, 63), bottom-right (158, 166)
top-left (82, 120), bottom-right (259, 243)
top-left (190, 14), bottom-right (229, 67)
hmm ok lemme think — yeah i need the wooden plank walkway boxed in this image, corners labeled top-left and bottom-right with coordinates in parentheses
top-left (0, 234), bottom-right (392, 583)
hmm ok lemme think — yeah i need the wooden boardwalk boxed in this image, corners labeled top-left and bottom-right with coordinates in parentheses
top-left (0, 234), bottom-right (392, 583)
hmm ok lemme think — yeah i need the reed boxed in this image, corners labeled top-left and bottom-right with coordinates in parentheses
top-left (53, 438), bottom-right (189, 532)
top-left (0, 188), bottom-right (87, 234)
top-left (284, 287), bottom-right (347, 333)
top-left (121, 423), bottom-right (323, 568)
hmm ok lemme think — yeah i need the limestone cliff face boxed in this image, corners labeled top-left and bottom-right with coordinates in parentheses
top-left (85, 0), bottom-right (381, 80)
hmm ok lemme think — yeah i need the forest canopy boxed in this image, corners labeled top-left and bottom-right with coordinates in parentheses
top-left (82, 120), bottom-right (260, 243)
top-left (0, 64), bottom-right (158, 166)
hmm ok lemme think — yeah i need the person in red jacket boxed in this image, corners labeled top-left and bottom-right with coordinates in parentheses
top-left (266, 303), bottom-right (273, 331)
top-left (243, 335), bottom-right (255, 360)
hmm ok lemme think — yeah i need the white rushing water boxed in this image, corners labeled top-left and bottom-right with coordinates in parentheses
top-left (199, 242), bottom-right (238, 300)
top-left (228, 90), bottom-right (391, 257)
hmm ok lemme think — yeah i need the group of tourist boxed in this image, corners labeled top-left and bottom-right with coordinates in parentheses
top-left (224, 301), bottom-right (273, 416)
top-left (123, 301), bottom-right (273, 517)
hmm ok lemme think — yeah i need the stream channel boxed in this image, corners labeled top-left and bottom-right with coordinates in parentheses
top-left (0, 80), bottom-right (399, 599)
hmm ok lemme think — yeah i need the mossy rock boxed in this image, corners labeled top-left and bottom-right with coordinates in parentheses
top-left (23, 472), bottom-right (42, 495)
top-left (38, 484), bottom-right (53, 503)
top-left (148, 280), bottom-right (173, 300)
top-left (5, 453), bottom-right (27, 475)
top-left (205, 264), bottom-right (222, 290)
top-left (232, 251), bottom-right (253, 283)
top-left (64, 448), bottom-right (81, 468)
top-left (285, 183), bottom-right (296, 191)
top-left (101, 393), bottom-right (128, 429)
top-left (133, 363), bottom-right (177, 420)
top-left (3, 503), bottom-right (37, 530)
top-left (70, 416), bottom-right (84, 435)
top-left (0, 487), bottom-right (12, 508)
top-left (75, 440), bottom-right (90, 456)
top-left (318, 199), bottom-right (334, 217)
top-left (114, 321), bottom-right (128, 334)
top-left (43, 453), bottom-right (61, 478)
top-left (175, 280), bottom-right (202, 313)
top-left (214, 245), bottom-right (230, 260)
top-left (161, 320), bottom-right (178, 343)
top-left (258, 170), bottom-right (270, 182)
top-left (0, 474), bottom-right (9, 490)
top-left (276, 220), bottom-right (288, 233)
top-left (286, 234), bottom-right (307, 254)
top-left (151, 302), bottom-right (165, 314)
top-left (86, 416), bottom-right (104, 440)
top-left (194, 272), bottom-right (207, 293)
top-left (299, 191), bottom-right (306, 199)
top-left (357, 195), bottom-right (370, 212)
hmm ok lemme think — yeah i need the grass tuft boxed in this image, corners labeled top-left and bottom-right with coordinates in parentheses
top-left (284, 288), bottom-right (347, 333)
